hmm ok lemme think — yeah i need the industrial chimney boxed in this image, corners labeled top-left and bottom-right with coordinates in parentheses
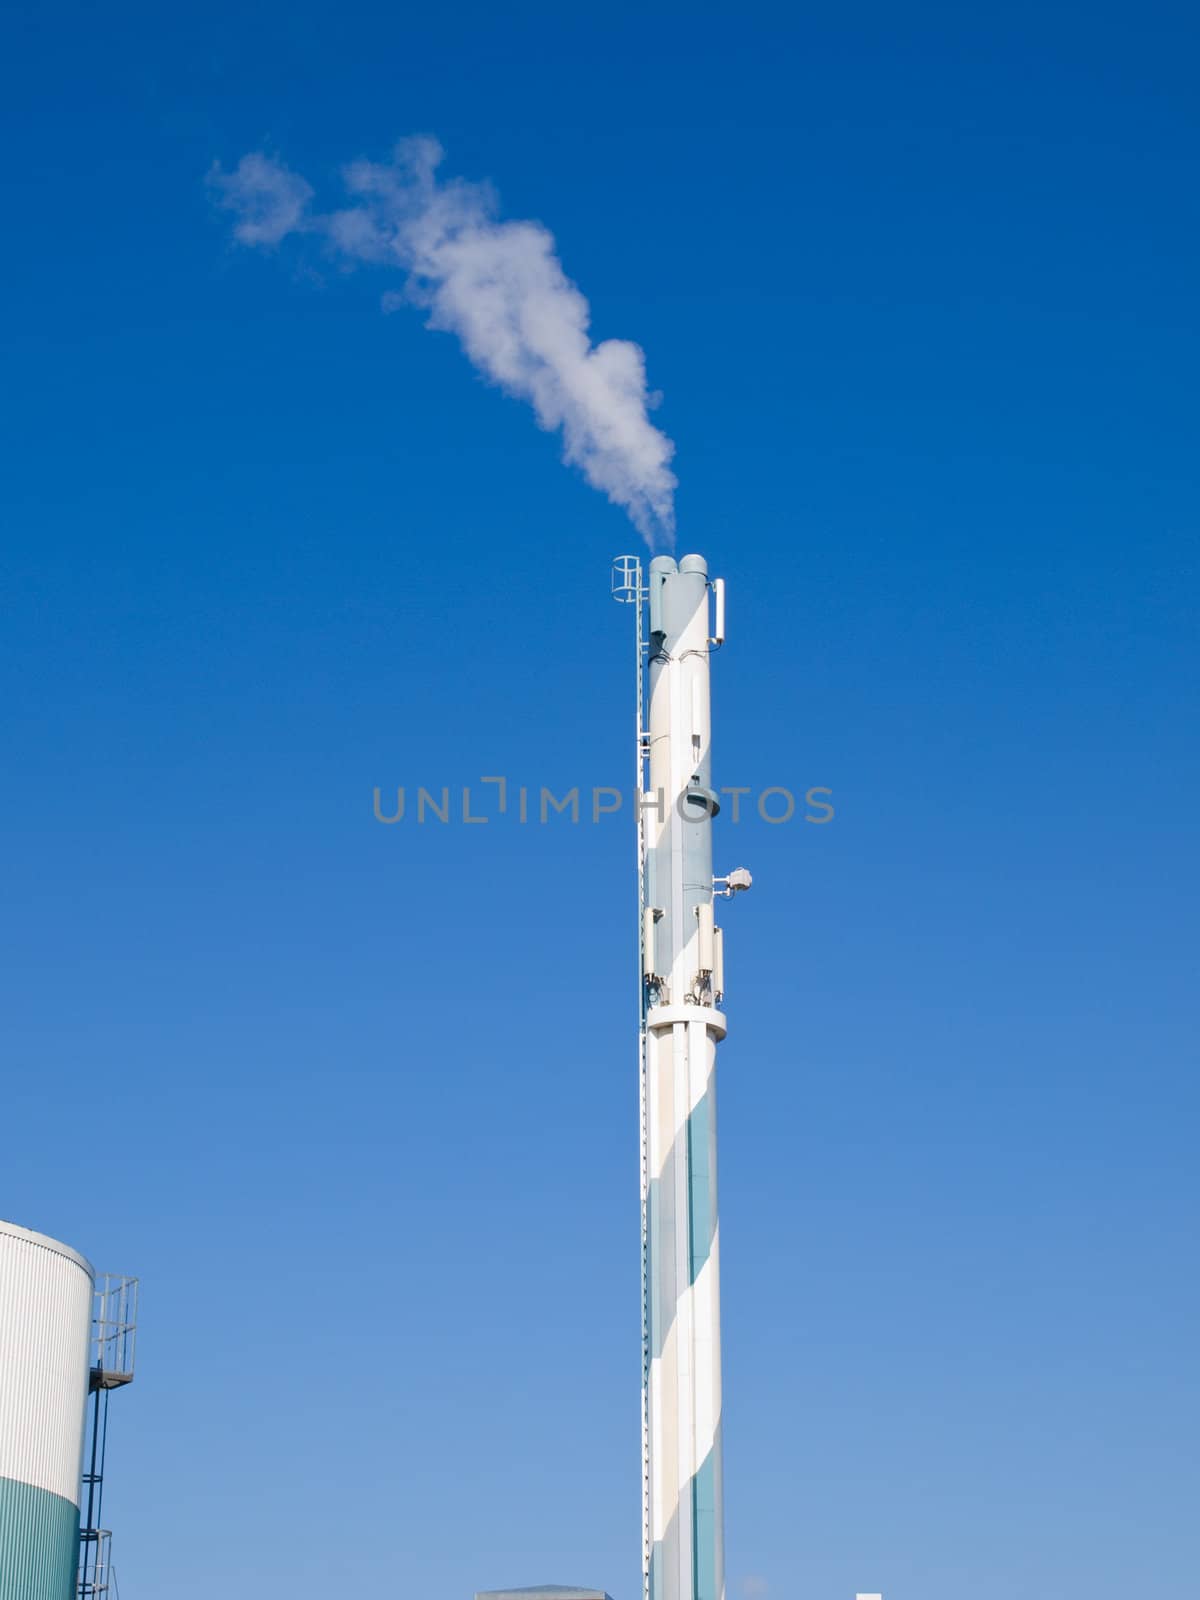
top-left (613, 554), bottom-right (749, 1600)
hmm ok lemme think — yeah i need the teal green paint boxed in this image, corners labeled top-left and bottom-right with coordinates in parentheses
top-left (0, 1476), bottom-right (79, 1600)
top-left (691, 1444), bottom-right (719, 1600)
top-left (648, 1087), bottom-right (718, 1362)
top-left (648, 1439), bottom-right (721, 1600)
top-left (687, 1091), bottom-right (714, 1284)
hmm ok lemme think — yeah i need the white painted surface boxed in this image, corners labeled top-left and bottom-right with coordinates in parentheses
top-left (0, 1220), bottom-right (93, 1504)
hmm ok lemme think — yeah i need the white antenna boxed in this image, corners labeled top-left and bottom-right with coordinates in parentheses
top-left (710, 576), bottom-right (726, 646)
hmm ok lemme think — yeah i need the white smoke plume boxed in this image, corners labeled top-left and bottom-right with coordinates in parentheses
top-left (210, 138), bottom-right (677, 544)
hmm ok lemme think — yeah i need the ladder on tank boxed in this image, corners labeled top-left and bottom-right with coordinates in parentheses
top-left (78, 1276), bottom-right (138, 1600)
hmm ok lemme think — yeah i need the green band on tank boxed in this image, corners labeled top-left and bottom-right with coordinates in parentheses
top-left (0, 1475), bottom-right (80, 1600)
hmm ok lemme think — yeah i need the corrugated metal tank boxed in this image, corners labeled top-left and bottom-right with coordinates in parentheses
top-left (0, 1220), bottom-right (93, 1600)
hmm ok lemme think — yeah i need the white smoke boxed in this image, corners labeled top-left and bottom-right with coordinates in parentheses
top-left (210, 138), bottom-right (677, 544)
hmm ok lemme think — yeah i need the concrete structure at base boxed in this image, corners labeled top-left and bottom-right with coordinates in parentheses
top-left (0, 1220), bottom-right (93, 1600)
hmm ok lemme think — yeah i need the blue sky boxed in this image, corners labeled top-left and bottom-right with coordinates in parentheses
top-left (2, 2), bottom-right (1198, 1597)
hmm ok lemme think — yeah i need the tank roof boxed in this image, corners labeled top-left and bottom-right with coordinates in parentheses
top-left (0, 1217), bottom-right (94, 1278)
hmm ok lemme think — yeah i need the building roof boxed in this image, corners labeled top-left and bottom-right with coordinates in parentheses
top-left (476, 1590), bottom-right (613, 1600)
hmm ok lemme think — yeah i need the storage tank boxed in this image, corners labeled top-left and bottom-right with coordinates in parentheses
top-left (0, 1219), bottom-right (93, 1600)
